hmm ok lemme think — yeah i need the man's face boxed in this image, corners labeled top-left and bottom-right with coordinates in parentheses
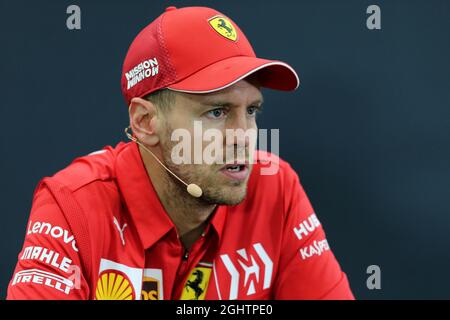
top-left (158, 77), bottom-right (263, 205)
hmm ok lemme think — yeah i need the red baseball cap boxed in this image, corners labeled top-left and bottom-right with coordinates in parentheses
top-left (121, 6), bottom-right (299, 105)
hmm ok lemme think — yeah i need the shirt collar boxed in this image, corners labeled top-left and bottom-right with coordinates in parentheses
top-left (210, 204), bottom-right (227, 242)
top-left (115, 141), bottom-right (227, 249)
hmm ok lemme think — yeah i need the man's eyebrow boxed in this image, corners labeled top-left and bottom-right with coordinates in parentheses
top-left (200, 97), bottom-right (264, 107)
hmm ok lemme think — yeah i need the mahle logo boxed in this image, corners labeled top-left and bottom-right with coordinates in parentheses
top-left (208, 16), bottom-right (237, 41)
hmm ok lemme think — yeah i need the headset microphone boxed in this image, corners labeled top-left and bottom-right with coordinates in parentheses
top-left (124, 126), bottom-right (203, 198)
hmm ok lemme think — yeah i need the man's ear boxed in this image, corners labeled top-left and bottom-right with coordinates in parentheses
top-left (128, 97), bottom-right (160, 146)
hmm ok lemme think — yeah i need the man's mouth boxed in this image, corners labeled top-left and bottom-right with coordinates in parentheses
top-left (225, 164), bottom-right (245, 172)
top-left (220, 163), bottom-right (249, 181)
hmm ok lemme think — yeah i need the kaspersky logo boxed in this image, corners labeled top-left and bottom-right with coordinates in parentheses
top-left (219, 243), bottom-right (273, 300)
top-left (208, 16), bottom-right (237, 41)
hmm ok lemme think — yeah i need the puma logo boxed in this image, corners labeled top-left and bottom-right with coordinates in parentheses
top-left (113, 217), bottom-right (127, 246)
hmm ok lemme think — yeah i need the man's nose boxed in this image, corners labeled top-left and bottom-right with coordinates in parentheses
top-left (225, 111), bottom-right (252, 148)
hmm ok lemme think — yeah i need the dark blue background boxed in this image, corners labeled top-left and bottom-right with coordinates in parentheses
top-left (1, 0), bottom-right (449, 299)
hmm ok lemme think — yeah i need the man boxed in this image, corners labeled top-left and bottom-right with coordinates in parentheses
top-left (7, 6), bottom-right (354, 300)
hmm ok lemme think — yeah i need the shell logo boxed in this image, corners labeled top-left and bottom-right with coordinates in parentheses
top-left (95, 270), bottom-right (135, 300)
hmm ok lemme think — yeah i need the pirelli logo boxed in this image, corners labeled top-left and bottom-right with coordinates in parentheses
top-left (12, 269), bottom-right (74, 295)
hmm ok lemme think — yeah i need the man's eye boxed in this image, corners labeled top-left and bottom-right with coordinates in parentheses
top-left (247, 106), bottom-right (260, 116)
top-left (206, 108), bottom-right (226, 119)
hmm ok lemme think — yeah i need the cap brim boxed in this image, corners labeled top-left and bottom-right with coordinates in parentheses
top-left (167, 56), bottom-right (299, 93)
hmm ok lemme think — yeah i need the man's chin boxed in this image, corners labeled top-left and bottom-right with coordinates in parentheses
top-left (216, 195), bottom-right (246, 206)
top-left (202, 184), bottom-right (248, 206)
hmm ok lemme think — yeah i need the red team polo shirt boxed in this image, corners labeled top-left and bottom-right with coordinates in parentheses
top-left (7, 141), bottom-right (354, 300)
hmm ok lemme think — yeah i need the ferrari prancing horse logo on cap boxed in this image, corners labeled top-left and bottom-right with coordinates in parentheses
top-left (208, 16), bottom-right (237, 41)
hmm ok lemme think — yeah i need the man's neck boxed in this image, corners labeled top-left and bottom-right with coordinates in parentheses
top-left (139, 145), bottom-right (217, 249)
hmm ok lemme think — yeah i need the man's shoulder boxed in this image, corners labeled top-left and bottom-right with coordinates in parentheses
top-left (31, 142), bottom-right (132, 231)
top-left (50, 141), bottom-right (130, 193)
